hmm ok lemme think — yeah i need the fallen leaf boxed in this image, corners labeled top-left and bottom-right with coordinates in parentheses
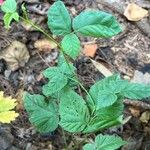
top-left (0, 41), bottom-right (30, 71)
top-left (91, 59), bottom-right (113, 77)
top-left (140, 111), bottom-right (150, 123)
top-left (0, 91), bottom-right (19, 123)
top-left (129, 107), bottom-right (140, 117)
top-left (83, 44), bottom-right (98, 57)
top-left (34, 38), bottom-right (57, 52)
top-left (124, 3), bottom-right (148, 21)
top-left (132, 70), bottom-right (150, 84)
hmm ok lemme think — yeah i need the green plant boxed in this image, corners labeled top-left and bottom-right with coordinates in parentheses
top-left (1, 0), bottom-right (150, 149)
top-left (83, 134), bottom-right (127, 150)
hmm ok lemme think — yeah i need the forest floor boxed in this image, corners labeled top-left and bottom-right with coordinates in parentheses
top-left (0, 0), bottom-right (150, 149)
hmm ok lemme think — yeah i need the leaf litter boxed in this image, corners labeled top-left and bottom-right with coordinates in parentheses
top-left (0, 0), bottom-right (150, 149)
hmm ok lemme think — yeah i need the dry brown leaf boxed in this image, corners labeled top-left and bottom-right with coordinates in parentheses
top-left (140, 111), bottom-right (150, 123)
top-left (91, 59), bottom-right (113, 77)
top-left (129, 107), bottom-right (140, 117)
top-left (83, 44), bottom-right (98, 57)
top-left (0, 41), bottom-right (30, 71)
top-left (124, 3), bottom-right (148, 21)
top-left (34, 39), bottom-right (57, 52)
top-left (132, 70), bottom-right (150, 84)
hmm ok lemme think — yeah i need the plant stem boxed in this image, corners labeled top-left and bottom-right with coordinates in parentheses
top-left (20, 15), bottom-right (95, 111)
top-left (20, 16), bottom-right (60, 47)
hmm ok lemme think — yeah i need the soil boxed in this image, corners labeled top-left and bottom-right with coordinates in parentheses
top-left (0, 0), bottom-right (150, 149)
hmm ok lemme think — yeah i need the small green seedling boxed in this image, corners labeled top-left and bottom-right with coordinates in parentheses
top-left (1, 1), bottom-right (150, 149)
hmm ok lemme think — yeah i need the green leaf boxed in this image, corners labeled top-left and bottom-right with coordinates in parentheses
top-left (42, 73), bottom-right (67, 96)
top-left (97, 91), bottom-right (117, 108)
top-left (73, 11), bottom-right (122, 38)
top-left (3, 12), bottom-right (19, 28)
top-left (59, 90), bottom-right (90, 132)
top-left (43, 67), bottom-right (60, 79)
top-left (83, 134), bottom-right (126, 150)
top-left (1, 0), bottom-right (17, 13)
top-left (59, 61), bottom-right (76, 76)
top-left (83, 98), bottom-right (123, 133)
top-left (23, 92), bottom-right (59, 133)
top-left (86, 74), bottom-right (123, 110)
top-left (121, 83), bottom-right (150, 99)
top-left (61, 33), bottom-right (81, 59)
top-left (47, 1), bottom-right (72, 36)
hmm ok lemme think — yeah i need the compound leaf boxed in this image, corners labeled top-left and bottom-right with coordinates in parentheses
top-left (1, 0), bottom-right (19, 28)
top-left (83, 134), bottom-right (126, 150)
top-left (61, 33), bottom-right (81, 59)
top-left (0, 91), bottom-right (18, 123)
top-left (47, 1), bottom-right (72, 36)
top-left (3, 12), bottom-right (19, 28)
top-left (1, 0), bottom-right (17, 13)
top-left (24, 92), bottom-right (59, 133)
top-left (59, 90), bottom-right (90, 132)
top-left (73, 11), bottom-right (122, 38)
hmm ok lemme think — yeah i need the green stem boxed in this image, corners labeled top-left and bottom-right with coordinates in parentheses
top-left (20, 16), bottom-right (60, 47)
top-left (20, 15), bottom-right (95, 111)
top-left (67, 76), bottom-right (95, 111)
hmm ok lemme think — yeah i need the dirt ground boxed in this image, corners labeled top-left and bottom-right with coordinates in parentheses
top-left (0, 0), bottom-right (150, 149)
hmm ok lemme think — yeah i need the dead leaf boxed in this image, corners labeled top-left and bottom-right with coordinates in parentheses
top-left (34, 39), bottom-right (57, 52)
top-left (0, 41), bottom-right (30, 71)
top-left (124, 3), bottom-right (148, 21)
top-left (83, 44), bottom-right (98, 57)
top-left (140, 111), bottom-right (150, 123)
top-left (129, 107), bottom-right (140, 117)
top-left (91, 59), bottom-right (113, 77)
top-left (132, 70), bottom-right (150, 84)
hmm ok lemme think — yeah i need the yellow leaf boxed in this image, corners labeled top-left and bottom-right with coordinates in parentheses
top-left (124, 3), bottom-right (148, 21)
top-left (0, 91), bottom-right (19, 123)
top-left (0, 111), bottom-right (19, 123)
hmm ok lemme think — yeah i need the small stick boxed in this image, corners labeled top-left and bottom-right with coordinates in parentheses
top-left (124, 99), bottom-right (150, 110)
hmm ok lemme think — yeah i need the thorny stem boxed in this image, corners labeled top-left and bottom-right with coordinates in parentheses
top-left (20, 16), bottom-right (95, 110)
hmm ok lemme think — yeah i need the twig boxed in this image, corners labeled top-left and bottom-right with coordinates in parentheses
top-left (124, 99), bottom-right (150, 110)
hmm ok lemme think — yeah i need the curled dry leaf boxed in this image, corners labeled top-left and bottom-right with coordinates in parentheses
top-left (34, 39), bottom-right (57, 52)
top-left (132, 70), bottom-right (150, 85)
top-left (91, 59), bottom-right (113, 77)
top-left (129, 107), bottom-right (140, 117)
top-left (124, 3), bottom-right (148, 21)
top-left (140, 111), bottom-right (150, 123)
top-left (0, 41), bottom-right (30, 71)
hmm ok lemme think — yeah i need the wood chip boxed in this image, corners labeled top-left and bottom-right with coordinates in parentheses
top-left (83, 44), bottom-right (98, 57)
